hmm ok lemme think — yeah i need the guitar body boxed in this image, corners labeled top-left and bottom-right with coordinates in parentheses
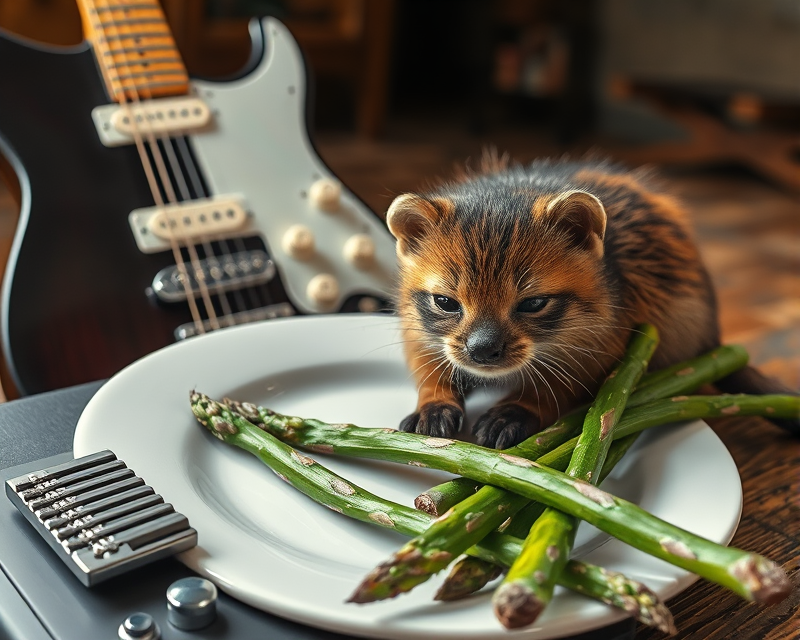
top-left (0, 17), bottom-right (397, 396)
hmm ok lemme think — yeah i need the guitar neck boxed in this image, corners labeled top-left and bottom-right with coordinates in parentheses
top-left (76, 0), bottom-right (189, 102)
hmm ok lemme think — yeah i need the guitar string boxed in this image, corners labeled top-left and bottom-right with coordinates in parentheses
top-left (91, 0), bottom-right (220, 331)
top-left (86, 0), bottom-right (207, 334)
top-left (105, 0), bottom-right (250, 329)
top-left (77, 0), bottom-right (202, 336)
top-left (174, 137), bottom-right (268, 316)
top-left (104, 0), bottom-right (280, 324)
top-left (100, 0), bottom-right (223, 331)
top-left (113, 0), bottom-right (282, 324)
top-left (160, 135), bottom-right (235, 320)
top-left (84, 0), bottom-right (205, 335)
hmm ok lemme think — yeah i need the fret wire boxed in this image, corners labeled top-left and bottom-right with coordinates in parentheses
top-left (96, 17), bottom-right (168, 27)
top-left (103, 44), bottom-right (174, 55)
top-left (108, 69), bottom-right (188, 81)
top-left (115, 79), bottom-right (190, 91)
top-left (93, 29), bottom-right (171, 38)
top-left (93, 3), bottom-right (158, 12)
top-left (106, 56), bottom-right (183, 65)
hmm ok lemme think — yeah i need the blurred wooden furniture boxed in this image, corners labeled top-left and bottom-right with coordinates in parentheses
top-left (613, 103), bottom-right (800, 194)
top-left (162, 0), bottom-right (395, 137)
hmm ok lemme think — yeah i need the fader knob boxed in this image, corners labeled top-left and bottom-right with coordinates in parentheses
top-left (166, 577), bottom-right (218, 631)
top-left (118, 612), bottom-right (160, 640)
top-left (343, 234), bottom-right (376, 269)
top-left (307, 273), bottom-right (339, 306)
top-left (309, 178), bottom-right (341, 211)
top-left (282, 224), bottom-right (315, 260)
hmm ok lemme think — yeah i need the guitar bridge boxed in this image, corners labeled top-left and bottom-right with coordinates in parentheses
top-left (174, 303), bottom-right (295, 340)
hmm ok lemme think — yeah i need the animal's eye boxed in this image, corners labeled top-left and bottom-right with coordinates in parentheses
top-left (517, 297), bottom-right (549, 313)
top-left (433, 295), bottom-right (461, 313)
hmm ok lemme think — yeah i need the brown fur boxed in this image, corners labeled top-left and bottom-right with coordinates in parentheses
top-left (386, 157), bottom-right (790, 448)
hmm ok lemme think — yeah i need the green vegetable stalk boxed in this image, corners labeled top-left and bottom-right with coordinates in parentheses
top-left (439, 433), bottom-right (640, 602)
top-left (493, 325), bottom-right (658, 629)
top-left (226, 393), bottom-right (794, 605)
top-left (190, 392), bottom-right (674, 631)
top-left (416, 344), bottom-right (749, 517)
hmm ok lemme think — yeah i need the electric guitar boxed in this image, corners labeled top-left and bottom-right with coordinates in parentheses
top-left (0, 1), bottom-right (398, 396)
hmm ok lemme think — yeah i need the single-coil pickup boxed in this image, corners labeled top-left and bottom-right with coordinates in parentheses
top-left (152, 250), bottom-right (276, 303)
top-left (92, 97), bottom-right (212, 147)
top-left (147, 199), bottom-right (248, 241)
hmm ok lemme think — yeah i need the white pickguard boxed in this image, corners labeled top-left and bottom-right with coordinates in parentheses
top-left (188, 18), bottom-right (398, 314)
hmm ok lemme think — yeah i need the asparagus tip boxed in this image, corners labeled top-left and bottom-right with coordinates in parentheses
top-left (492, 582), bottom-right (545, 629)
top-left (730, 556), bottom-right (791, 605)
top-left (348, 545), bottom-right (440, 604)
top-left (615, 573), bottom-right (677, 635)
top-left (346, 590), bottom-right (378, 605)
top-left (433, 557), bottom-right (503, 601)
top-left (652, 600), bottom-right (678, 636)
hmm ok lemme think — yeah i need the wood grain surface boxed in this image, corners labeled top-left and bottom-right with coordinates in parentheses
top-left (636, 414), bottom-right (800, 640)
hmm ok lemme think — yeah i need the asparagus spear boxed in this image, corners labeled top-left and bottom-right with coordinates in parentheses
top-left (190, 391), bottom-right (674, 629)
top-left (225, 393), bottom-right (794, 605)
top-left (437, 433), bottom-right (640, 601)
top-left (494, 325), bottom-right (658, 629)
top-left (420, 344), bottom-right (748, 608)
top-left (416, 344), bottom-right (749, 516)
top-left (342, 312), bottom-right (657, 605)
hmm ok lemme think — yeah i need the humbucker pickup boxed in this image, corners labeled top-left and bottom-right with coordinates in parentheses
top-left (92, 96), bottom-right (213, 147)
top-left (129, 196), bottom-right (251, 253)
top-left (152, 249), bottom-right (276, 303)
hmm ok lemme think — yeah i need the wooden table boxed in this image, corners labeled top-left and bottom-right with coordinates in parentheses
top-left (636, 414), bottom-right (799, 639)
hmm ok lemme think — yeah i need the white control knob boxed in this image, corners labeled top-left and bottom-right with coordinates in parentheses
top-left (309, 178), bottom-right (341, 211)
top-left (343, 234), bottom-right (376, 269)
top-left (307, 273), bottom-right (339, 307)
top-left (282, 225), bottom-right (315, 260)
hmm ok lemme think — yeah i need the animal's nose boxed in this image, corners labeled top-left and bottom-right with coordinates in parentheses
top-left (466, 325), bottom-right (505, 364)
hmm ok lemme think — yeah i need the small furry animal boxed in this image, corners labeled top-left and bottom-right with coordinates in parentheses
top-left (386, 155), bottom-right (797, 449)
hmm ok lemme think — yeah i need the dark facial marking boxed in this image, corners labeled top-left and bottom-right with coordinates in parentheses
top-left (411, 290), bottom-right (464, 344)
top-left (515, 295), bottom-right (574, 335)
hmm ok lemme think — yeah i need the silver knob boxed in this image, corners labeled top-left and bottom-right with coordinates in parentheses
top-left (118, 612), bottom-right (160, 640)
top-left (166, 577), bottom-right (218, 631)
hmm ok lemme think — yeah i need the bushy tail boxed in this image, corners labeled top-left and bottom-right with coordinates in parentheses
top-left (715, 365), bottom-right (800, 436)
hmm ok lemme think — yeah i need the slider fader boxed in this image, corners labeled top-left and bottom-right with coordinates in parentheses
top-left (5, 450), bottom-right (197, 587)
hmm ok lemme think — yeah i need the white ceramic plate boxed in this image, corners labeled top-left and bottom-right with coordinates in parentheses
top-left (73, 315), bottom-right (742, 639)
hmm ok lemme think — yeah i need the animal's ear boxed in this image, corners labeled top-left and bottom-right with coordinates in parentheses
top-left (545, 190), bottom-right (607, 258)
top-left (386, 194), bottom-right (447, 256)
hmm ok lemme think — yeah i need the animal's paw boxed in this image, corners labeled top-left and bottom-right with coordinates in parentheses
top-left (473, 404), bottom-right (540, 449)
top-left (399, 402), bottom-right (464, 438)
